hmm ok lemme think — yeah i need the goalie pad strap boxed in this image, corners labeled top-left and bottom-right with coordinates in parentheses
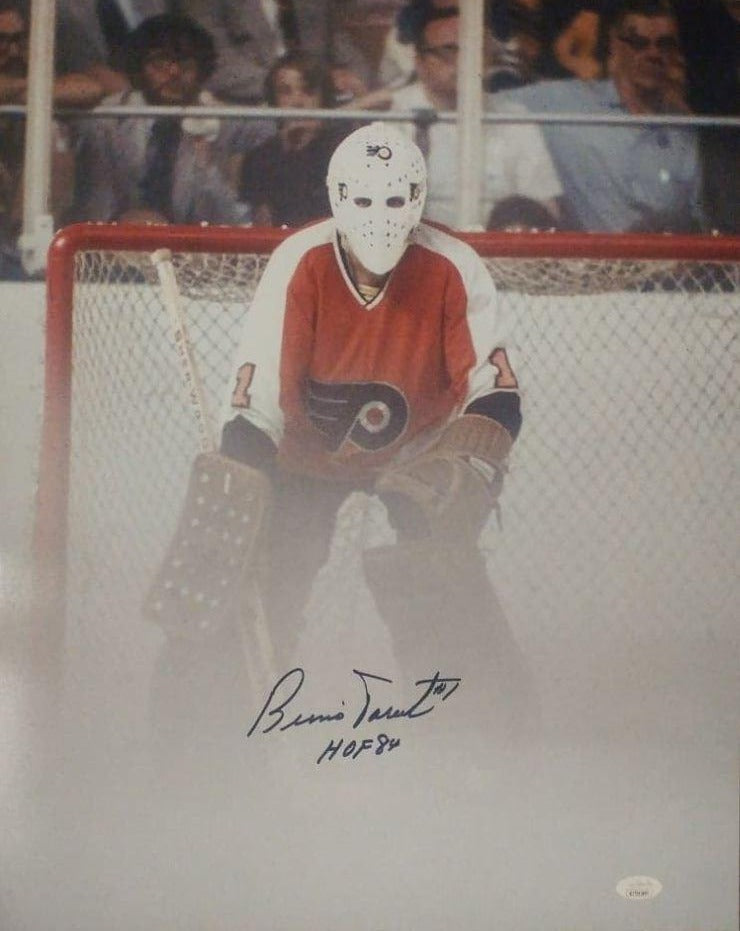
top-left (435, 414), bottom-right (513, 465)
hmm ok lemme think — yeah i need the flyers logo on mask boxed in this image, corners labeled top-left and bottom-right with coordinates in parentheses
top-left (307, 379), bottom-right (409, 452)
top-left (366, 144), bottom-right (392, 160)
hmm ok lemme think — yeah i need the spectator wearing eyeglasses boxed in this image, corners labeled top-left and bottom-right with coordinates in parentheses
top-left (0, 0), bottom-right (105, 107)
top-left (603, 0), bottom-right (689, 115)
top-left (54, 0), bottom-right (175, 98)
top-left (71, 14), bottom-right (250, 226)
top-left (386, 5), bottom-right (562, 229)
top-left (495, 0), bottom-right (707, 233)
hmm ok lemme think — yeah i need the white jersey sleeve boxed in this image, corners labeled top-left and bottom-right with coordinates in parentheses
top-left (221, 220), bottom-right (334, 445)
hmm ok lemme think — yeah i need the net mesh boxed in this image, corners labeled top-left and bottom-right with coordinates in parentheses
top-left (47, 238), bottom-right (739, 745)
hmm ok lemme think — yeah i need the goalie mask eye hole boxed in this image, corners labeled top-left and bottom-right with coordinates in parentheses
top-left (386, 196), bottom-right (405, 208)
top-left (353, 196), bottom-right (372, 208)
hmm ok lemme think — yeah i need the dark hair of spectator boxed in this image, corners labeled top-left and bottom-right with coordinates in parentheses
top-left (488, 0), bottom-right (543, 44)
top-left (263, 51), bottom-right (336, 108)
top-left (596, 0), bottom-right (677, 64)
top-left (0, 0), bottom-right (24, 16)
top-left (396, 2), bottom-right (459, 48)
top-left (487, 195), bottom-right (560, 232)
top-left (124, 14), bottom-right (217, 82)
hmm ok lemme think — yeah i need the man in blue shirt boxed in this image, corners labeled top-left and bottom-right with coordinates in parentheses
top-left (494, 0), bottom-right (706, 233)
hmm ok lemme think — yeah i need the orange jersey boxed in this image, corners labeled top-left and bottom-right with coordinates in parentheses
top-left (225, 219), bottom-right (519, 480)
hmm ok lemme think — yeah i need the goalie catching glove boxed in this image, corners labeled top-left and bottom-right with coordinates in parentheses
top-left (375, 414), bottom-right (513, 542)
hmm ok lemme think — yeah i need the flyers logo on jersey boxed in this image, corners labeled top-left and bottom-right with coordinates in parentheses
top-left (307, 379), bottom-right (409, 452)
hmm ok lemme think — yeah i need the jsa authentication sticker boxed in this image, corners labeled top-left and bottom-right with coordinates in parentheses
top-left (616, 876), bottom-right (663, 900)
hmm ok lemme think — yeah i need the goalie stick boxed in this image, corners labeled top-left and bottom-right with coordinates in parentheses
top-left (143, 248), bottom-right (276, 691)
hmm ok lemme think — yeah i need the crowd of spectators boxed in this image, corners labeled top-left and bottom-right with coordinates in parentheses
top-left (0, 0), bottom-right (738, 278)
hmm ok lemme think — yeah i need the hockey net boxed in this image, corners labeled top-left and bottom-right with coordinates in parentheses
top-left (35, 224), bottom-right (739, 744)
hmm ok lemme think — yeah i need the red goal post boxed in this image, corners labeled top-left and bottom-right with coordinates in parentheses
top-left (34, 223), bottom-right (739, 735)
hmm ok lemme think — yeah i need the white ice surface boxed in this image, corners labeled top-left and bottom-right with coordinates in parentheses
top-left (1, 280), bottom-right (738, 931)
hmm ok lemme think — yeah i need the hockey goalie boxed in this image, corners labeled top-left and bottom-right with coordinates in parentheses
top-left (148, 122), bottom-right (537, 764)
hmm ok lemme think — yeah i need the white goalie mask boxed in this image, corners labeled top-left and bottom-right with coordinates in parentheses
top-left (327, 122), bottom-right (427, 275)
